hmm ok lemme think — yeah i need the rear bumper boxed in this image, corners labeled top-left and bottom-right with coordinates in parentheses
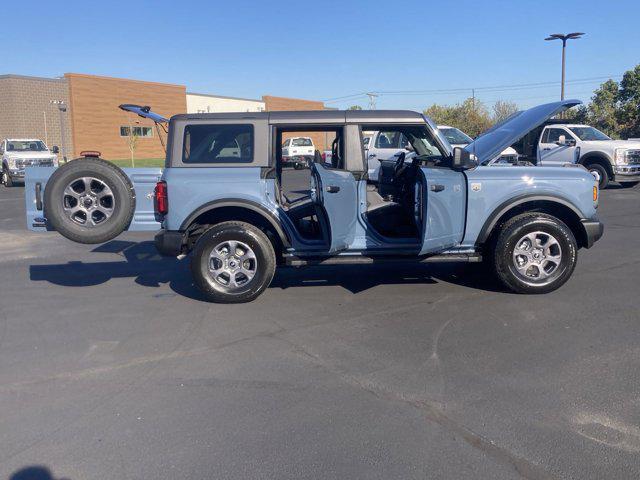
top-left (154, 230), bottom-right (185, 257)
top-left (581, 219), bottom-right (604, 248)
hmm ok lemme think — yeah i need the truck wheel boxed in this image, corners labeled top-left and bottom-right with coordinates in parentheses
top-left (2, 169), bottom-right (13, 187)
top-left (44, 158), bottom-right (135, 244)
top-left (585, 163), bottom-right (609, 189)
top-left (191, 221), bottom-right (276, 303)
top-left (493, 213), bottom-right (577, 294)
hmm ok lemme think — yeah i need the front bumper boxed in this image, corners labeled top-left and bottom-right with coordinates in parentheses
top-left (154, 229), bottom-right (185, 257)
top-left (614, 165), bottom-right (640, 182)
top-left (581, 219), bottom-right (604, 248)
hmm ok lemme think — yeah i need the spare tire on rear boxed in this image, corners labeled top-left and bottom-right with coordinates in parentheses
top-left (44, 158), bottom-right (136, 244)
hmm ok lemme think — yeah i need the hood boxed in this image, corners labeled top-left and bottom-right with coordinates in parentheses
top-left (5, 150), bottom-right (55, 159)
top-left (465, 99), bottom-right (582, 164)
top-left (584, 139), bottom-right (640, 149)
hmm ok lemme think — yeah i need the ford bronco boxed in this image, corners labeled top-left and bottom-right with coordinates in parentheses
top-left (25, 100), bottom-right (603, 303)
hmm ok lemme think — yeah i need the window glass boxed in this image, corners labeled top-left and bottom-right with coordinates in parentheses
top-left (569, 127), bottom-right (611, 141)
top-left (546, 128), bottom-right (571, 143)
top-left (183, 124), bottom-right (253, 164)
top-left (439, 127), bottom-right (473, 145)
top-left (283, 139), bottom-right (290, 147)
top-left (375, 131), bottom-right (403, 149)
top-left (291, 138), bottom-right (313, 147)
top-left (6, 140), bottom-right (47, 152)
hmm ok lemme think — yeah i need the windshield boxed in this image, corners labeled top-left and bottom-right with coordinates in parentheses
top-left (291, 138), bottom-right (312, 147)
top-left (568, 127), bottom-right (611, 141)
top-left (7, 140), bottom-right (47, 152)
top-left (440, 127), bottom-right (473, 145)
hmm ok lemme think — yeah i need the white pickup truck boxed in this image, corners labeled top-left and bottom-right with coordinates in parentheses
top-left (1, 138), bottom-right (59, 187)
top-left (509, 121), bottom-right (640, 189)
top-left (282, 136), bottom-right (314, 169)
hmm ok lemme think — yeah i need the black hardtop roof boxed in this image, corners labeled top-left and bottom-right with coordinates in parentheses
top-left (170, 110), bottom-right (425, 124)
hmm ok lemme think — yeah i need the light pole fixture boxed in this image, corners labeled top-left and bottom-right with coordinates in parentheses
top-left (545, 32), bottom-right (585, 100)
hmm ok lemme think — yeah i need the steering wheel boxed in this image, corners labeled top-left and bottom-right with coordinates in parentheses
top-left (394, 151), bottom-right (406, 178)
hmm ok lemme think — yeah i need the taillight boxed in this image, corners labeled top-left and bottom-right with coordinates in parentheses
top-left (155, 181), bottom-right (168, 215)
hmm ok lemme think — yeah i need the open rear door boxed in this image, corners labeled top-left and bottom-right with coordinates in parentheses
top-left (311, 163), bottom-right (358, 253)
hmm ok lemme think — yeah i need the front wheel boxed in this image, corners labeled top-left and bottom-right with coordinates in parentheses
top-left (2, 169), bottom-right (13, 187)
top-left (191, 221), bottom-right (276, 303)
top-left (493, 213), bottom-right (577, 294)
top-left (585, 163), bottom-right (609, 189)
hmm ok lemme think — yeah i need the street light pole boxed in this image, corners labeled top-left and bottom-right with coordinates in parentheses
top-left (545, 32), bottom-right (585, 100)
top-left (50, 100), bottom-right (67, 162)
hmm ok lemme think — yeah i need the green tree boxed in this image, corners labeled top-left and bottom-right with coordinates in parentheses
top-left (424, 97), bottom-right (492, 137)
top-left (586, 79), bottom-right (620, 137)
top-left (348, 105), bottom-right (363, 110)
top-left (618, 65), bottom-right (640, 138)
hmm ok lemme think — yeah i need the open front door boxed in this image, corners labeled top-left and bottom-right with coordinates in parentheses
top-left (419, 167), bottom-right (466, 255)
top-left (312, 163), bottom-right (358, 253)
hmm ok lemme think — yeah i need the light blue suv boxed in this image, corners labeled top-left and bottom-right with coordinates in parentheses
top-left (26, 100), bottom-right (603, 303)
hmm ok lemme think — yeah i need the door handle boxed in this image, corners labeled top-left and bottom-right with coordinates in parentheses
top-left (368, 154), bottom-right (377, 158)
top-left (326, 185), bottom-right (340, 193)
top-left (430, 184), bottom-right (445, 192)
top-left (543, 148), bottom-right (551, 151)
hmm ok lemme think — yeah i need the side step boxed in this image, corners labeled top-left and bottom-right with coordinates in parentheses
top-left (283, 253), bottom-right (482, 267)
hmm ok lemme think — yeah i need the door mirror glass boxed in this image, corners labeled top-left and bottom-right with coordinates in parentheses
top-left (51, 145), bottom-right (59, 154)
top-left (452, 147), bottom-right (477, 170)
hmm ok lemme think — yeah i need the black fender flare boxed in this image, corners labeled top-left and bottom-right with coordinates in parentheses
top-left (476, 194), bottom-right (586, 246)
top-left (578, 151), bottom-right (614, 177)
top-left (180, 198), bottom-right (291, 248)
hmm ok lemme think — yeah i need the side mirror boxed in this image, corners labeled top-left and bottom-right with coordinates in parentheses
top-left (452, 147), bottom-right (477, 170)
top-left (51, 146), bottom-right (59, 154)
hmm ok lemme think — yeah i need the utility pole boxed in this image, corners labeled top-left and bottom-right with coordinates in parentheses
top-left (544, 32), bottom-right (585, 100)
top-left (50, 100), bottom-right (67, 162)
top-left (366, 92), bottom-right (378, 110)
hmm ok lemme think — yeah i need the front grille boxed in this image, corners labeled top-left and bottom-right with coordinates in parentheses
top-left (15, 159), bottom-right (54, 168)
top-left (627, 150), bottom-right (640, 165)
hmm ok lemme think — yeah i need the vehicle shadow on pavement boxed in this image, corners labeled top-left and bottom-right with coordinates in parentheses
top-left (8, 465), bottom-right (70, 480)
top-left (29, 240), bottom-right (508, 298)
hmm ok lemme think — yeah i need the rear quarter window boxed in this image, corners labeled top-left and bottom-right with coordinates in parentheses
top-left (182, 124), bottom-right (253, 164)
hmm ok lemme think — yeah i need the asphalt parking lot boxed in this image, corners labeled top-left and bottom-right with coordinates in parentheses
top-left (1, 180), bottom-right (639, 479)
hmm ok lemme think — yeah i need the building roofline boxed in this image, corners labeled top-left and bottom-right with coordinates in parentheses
top-left (64, 73), bottom-right (185, 89)
top-left (0, 74), bottom-right (67, 83)
top-left (187, 92), bottom-right (264, 103)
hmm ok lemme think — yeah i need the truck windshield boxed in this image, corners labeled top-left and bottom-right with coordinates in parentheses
top-left (568, 127), bottom-right (611, 141)
top-left (291, 138), bottom-right (312, 146)
top-left (440, 127), bottom-right (473, 145)
top-left (7, 140), bottom-right (47, 152)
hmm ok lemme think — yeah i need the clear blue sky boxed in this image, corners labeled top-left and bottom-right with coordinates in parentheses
top-left (3, 0), bottom-right (639, 111)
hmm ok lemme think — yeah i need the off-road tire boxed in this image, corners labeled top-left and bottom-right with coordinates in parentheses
top-left (44, 158), bottom-right (135, 244)
top-left (494, 213), bottom-right (577, 294)
top-left (191, 221), bottom-right (276, 303)
top-left (2, 168), bottom-right (13, 187)
top-left (585, 163), bottom-right (609, 190)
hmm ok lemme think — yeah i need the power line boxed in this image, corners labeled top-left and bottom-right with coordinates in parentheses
top-left (323, 74), bottom-right (621, 103)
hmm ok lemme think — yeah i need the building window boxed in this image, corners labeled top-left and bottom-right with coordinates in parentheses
top-left (120, 126), bottom-right (153, 137)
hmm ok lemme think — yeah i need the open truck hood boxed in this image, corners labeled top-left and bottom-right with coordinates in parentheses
top-left (464, 99), bottom-right (582, 165)
top-left (119, 104), bottom-right (168, 123)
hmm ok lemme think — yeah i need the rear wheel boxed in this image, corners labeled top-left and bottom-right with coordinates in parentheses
top-left (585, 163), bottom-right (609, 189)
top-left (44, 158), bottom-right (136, 244)
top-left (493, 213), bottom-right (577, 294)
top-left (191, 221), bottom-right (276, 303)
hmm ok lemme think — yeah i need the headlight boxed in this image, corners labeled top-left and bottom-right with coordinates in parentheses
top-left (6, 158), bottom-right (16, 168)
top-left (615, 148), bottom-right (629, 165)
